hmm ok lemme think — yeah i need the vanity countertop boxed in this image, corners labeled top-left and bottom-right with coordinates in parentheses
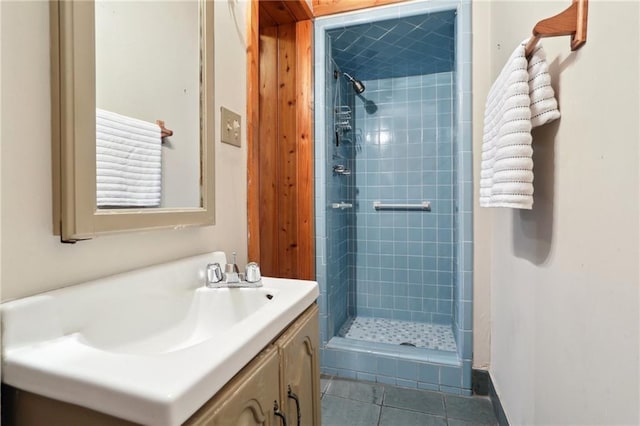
top-left (1, 252), bottom-right (319, 425)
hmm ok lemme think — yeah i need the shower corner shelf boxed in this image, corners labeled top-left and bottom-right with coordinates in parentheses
top-left (334, 105), bottom-right (352, 131)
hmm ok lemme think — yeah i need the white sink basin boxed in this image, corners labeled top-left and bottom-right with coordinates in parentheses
top-left (79, 286), bottom-right (275, 355)
top-left (1, 252), bottom-right (319, 425)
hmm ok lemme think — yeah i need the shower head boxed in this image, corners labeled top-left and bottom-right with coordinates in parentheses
top-left (343, 72), bottom-right (366, 94)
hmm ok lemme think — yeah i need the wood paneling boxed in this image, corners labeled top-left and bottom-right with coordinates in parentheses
top-left (295, 20), bottom-right (314, 280)
top-left (260, 1), bottom-right (296, 26)
top-left (258, 3), bottom-right (278, 29)
top-left (282, 0), bottom-right (314, 21)
top-left (249, 1), bottom-right (315, 279)
top-left (247, 0), bottom-right (260, 263)
top-left (259, 1), bottom-right (313, 28)
top-left (277, 23), bottom-right (298, 278)
top-left (312, 0), bottom-right (406, 16)
top-left (258, 26), bottom-right (279, 276)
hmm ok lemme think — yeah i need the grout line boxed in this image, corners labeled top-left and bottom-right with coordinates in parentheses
top-left (376, 388), bottom-right (383, 426)
top-left (443, 391), bottom-right (449, 423)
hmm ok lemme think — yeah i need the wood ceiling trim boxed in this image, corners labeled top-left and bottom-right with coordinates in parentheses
top-left (259, 1), bottom-right (313, 27)
top-left (283, 0), bottom-right (314, 21)
top-left (259, 1), bottom-right (296, 26)
top-left (312, 0), bottom-right (407, 17)
top-left (258, 3), bottom-right (278, 28)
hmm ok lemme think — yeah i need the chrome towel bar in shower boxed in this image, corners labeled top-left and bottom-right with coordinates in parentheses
top-left (373, 201), bottom-right (431, 211)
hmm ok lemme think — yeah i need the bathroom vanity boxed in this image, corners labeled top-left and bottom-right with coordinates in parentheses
top-left (186, 304), bottom-right (319, 425)
top-left (1, 253), bottom-right (320, 425)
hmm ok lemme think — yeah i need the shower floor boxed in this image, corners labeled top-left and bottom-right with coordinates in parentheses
top-left (338, 316), bottom-right (457, 352)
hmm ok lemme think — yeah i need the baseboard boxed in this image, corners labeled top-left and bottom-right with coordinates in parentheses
top-left (472, 369), bottom-right (509, 426)
top-left (472, 369), bottom-right (490, 395)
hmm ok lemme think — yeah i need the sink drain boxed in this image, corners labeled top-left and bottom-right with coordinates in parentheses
top-left (399, 342), bottom-right (416, 347)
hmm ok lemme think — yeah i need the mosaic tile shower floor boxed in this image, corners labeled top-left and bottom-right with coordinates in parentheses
top-left (338, 316), bottom-right (458, 352)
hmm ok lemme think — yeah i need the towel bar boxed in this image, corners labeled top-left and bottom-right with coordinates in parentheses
top-left (373, 201), bottom-right (431, 212)
top-left (156, 120), bottom-right (174, 141)
top-left (524, 0), bottom-right (588, 58)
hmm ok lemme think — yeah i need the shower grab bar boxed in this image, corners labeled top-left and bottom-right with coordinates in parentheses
top-left (373, 201), bottom-right (431, 211)
top-left (331, 202), bottom-right (353, 210)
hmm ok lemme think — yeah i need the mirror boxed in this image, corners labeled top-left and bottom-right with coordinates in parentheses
top-left (95, 1), bottom-right (201, 209)
top-left (51, 0), bottom-right (214, 242)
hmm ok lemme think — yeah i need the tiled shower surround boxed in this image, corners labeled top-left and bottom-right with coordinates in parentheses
top-left (314, 0), bottom-right (473, 395)
top-left (351, 72), bottom-right (455, 325)
top-left (324, 61), bottom-right (355, 338)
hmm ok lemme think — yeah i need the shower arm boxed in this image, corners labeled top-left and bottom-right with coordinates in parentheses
top-left (334, 70), bottom-right (366, 94)
top-left (343, 72), bottom-right (356, 83)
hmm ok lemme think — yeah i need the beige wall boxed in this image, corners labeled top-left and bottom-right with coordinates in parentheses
top-left (0, 0), bottom-right (249, 302)
top-left (483, 1), bottom-right (639, 424)
top-left (471, 1), bottom-right (492, 370)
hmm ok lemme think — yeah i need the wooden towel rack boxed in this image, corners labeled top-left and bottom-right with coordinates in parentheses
top-left (524, 0), bottom-right (588, 58)
top-left (156, 120), bottom-right (173, 143)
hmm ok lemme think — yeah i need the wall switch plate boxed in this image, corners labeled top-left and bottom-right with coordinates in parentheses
top-left (220, 107), bottom-right (242, 147)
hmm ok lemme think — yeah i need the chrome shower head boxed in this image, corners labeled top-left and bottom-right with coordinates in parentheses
top-left (343, 72), bottom-right (366, 94)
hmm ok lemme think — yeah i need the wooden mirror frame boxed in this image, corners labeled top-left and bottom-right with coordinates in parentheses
top-left (50, 0), bottom-right (215, 242)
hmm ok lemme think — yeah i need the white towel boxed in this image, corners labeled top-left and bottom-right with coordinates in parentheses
top-left (96, 108), bottom-right (162, 207)
top-left (480, 40), bottom-right (560, 209)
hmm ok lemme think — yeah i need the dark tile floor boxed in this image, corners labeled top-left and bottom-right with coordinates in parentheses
top-left (321, 376), bottom-right (498, 426)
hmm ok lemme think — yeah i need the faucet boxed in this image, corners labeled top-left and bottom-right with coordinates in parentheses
top-left (333, 164), bottom-right (351, 175)
top-left (224, 252), bottom-right (241, 283)
top-left (206, 253), bottom-right (262, 288)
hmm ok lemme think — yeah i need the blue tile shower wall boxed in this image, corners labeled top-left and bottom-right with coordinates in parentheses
top-left (454, 5), bottom-right (474, 366)
top-left (314, 0), bottom-right (473, 395)
top-left (325, 37), bottom-right (355, 339)
top-left (351, 72), bottom-right (455, 324)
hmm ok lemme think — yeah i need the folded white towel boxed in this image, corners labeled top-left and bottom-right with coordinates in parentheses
top-left (96, 108), bottom-right (162, 207)
top-left (480, 40), bottom-right (560, 209)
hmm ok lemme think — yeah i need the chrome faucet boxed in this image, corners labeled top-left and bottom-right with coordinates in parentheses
top-left (224, 252), bottom-right (241, 284)
top-left (205, 253), bottom-right (262, 288)
top-left (333, 164), bottom-right (351, 175)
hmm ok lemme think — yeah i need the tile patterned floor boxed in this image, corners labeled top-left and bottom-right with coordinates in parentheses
top-left (338, 316), bottom-right (458, 352)
top-left (321, 376), bottom-right (498, 426)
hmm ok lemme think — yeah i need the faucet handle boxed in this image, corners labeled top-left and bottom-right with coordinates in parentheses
top-left (206, 263), bottom-right (223, 285)
top-left (245, 262), bottom-right (262, 283)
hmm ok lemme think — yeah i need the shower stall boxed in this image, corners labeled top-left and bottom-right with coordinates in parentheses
top-left (314, 1), bottom-right (473, 394)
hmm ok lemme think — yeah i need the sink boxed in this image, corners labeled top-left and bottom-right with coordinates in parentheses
top-left (79, 286), bottom-right (276, 355)
top-left (1, 252), bottom-right (319, 425)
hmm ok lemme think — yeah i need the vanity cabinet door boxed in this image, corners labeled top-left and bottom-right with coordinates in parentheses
top-left (185, 346), bottom-right (283, 426)
top-left (276, 304), bottom-right (320, 426)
